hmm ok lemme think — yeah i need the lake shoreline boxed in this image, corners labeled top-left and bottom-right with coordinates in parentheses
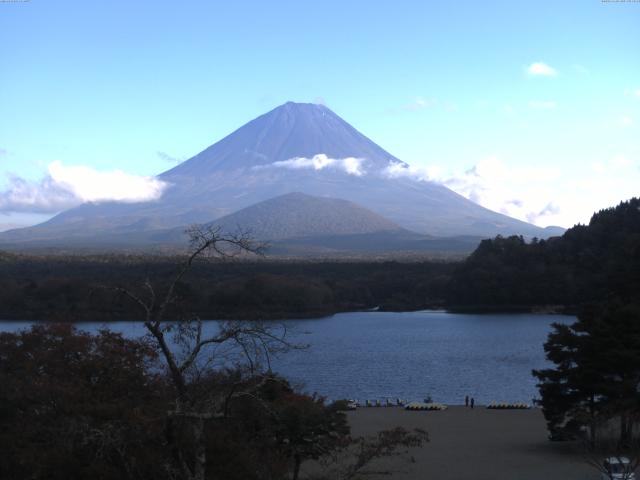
top-left (0, 303), bottom-right (578, 323)
top-left (443, 304), bottom-right (578, 316)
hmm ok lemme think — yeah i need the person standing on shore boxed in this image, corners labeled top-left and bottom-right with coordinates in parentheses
top-left (465, 395), bottom-right (469, 407)
top-left (470, 397), bottom-right (475, 409)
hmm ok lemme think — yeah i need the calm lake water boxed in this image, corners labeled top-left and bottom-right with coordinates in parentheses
top-left (0, 311), bottom-right (573, 405)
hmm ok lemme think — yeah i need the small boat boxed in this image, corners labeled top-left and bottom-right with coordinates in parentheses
top-left (405, 402), bottom-right (447, 411)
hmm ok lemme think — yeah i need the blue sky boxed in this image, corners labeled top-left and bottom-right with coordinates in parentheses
top-left (1, 0), bottom-right (639, 230)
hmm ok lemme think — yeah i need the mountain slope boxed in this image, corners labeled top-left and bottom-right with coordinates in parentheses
top-left (149, 192), bottom-right (406, 244)
top-left (0, 102), bottom-right (559, 246)
top-left (205, 192), bottom-right (404, 240)
top-left (163, 101), bottom-right (402, 176)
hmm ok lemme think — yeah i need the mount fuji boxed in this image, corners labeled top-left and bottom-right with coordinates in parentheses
top-left (0, 102), bottom-right (561, 250)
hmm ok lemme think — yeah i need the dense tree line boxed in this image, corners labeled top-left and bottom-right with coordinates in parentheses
top-left (447, 198), bottom-right (640, 310)
top-left (0, 254), bottom-right (453, 321)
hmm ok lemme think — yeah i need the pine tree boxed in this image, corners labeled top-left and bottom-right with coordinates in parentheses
top-left (533, 302), bottom-right (640, 447)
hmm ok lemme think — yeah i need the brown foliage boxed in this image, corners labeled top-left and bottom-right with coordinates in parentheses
top-left (0, 324), bottom-right (167, 480)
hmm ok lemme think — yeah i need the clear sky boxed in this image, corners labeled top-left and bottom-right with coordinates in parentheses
top-left (1, 0), bottom-right (639, 231)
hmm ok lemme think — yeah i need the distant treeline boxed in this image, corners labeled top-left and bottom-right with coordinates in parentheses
top-left (447, 198), bottom-right (640, 311)
top-left (1, 198), bottom-right (638, 321)
top-left (0, 255), bottom-right (454, 321)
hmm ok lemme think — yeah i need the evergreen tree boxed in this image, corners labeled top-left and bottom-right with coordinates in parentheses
top-left (533, 303), bottom-right (640, 447)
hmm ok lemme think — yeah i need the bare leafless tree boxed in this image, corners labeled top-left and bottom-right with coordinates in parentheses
top-left (107, 225), bottom-right (297, 480)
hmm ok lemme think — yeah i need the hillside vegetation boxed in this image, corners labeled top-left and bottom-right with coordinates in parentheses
top-left (447, 198), bottom-right (640, 310)
top-left (0, 255), bottom-right (453, 321)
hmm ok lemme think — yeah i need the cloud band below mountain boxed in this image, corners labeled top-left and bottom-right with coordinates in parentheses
top-left (382, 155), bottom-right (640, 228)
top-left (255, 154), bottom-right (366, 176)
top-left (0, 161), bottom-right (168, 214)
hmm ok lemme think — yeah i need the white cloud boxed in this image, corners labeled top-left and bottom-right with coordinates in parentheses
top-left (382, 161), bottom-right (441, 182)
top-left (341, 157), bottom-right (365, 176)
top-left (527, 62), bottom-right (557, 76)
top-left (401, 155), bottom-right (639, 228)
top-left (383, 157), bottom-right (563, 225)
top-left (258, 154), bottom-right (366, 176)
top-left (529, 100), bottom-right (557, 110)
top-left (0, 161), bottom-right (168, 213)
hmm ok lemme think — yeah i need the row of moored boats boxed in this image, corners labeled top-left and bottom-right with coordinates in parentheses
top-left (343, 399), bottom-right (531, 411)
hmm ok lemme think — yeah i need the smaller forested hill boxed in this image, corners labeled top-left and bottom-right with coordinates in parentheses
top-left (446, 198), bottom-right (640, 309)
top-left (155, 192), bottom-right (406, 244)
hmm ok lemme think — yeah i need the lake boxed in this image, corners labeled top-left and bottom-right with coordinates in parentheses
top-left (0, 311), bottom-right (573, 405)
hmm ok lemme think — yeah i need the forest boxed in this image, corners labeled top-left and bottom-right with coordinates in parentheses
top-left (1, 198), bottom-right (639, 321)
top-left (0, 254), bottom-right (453, 321)
top-left (446, 198), bottom-right (640, 311)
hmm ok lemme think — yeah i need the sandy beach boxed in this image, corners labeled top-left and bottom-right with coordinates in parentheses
top-left (345, 405), bottom-right (598, 480)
